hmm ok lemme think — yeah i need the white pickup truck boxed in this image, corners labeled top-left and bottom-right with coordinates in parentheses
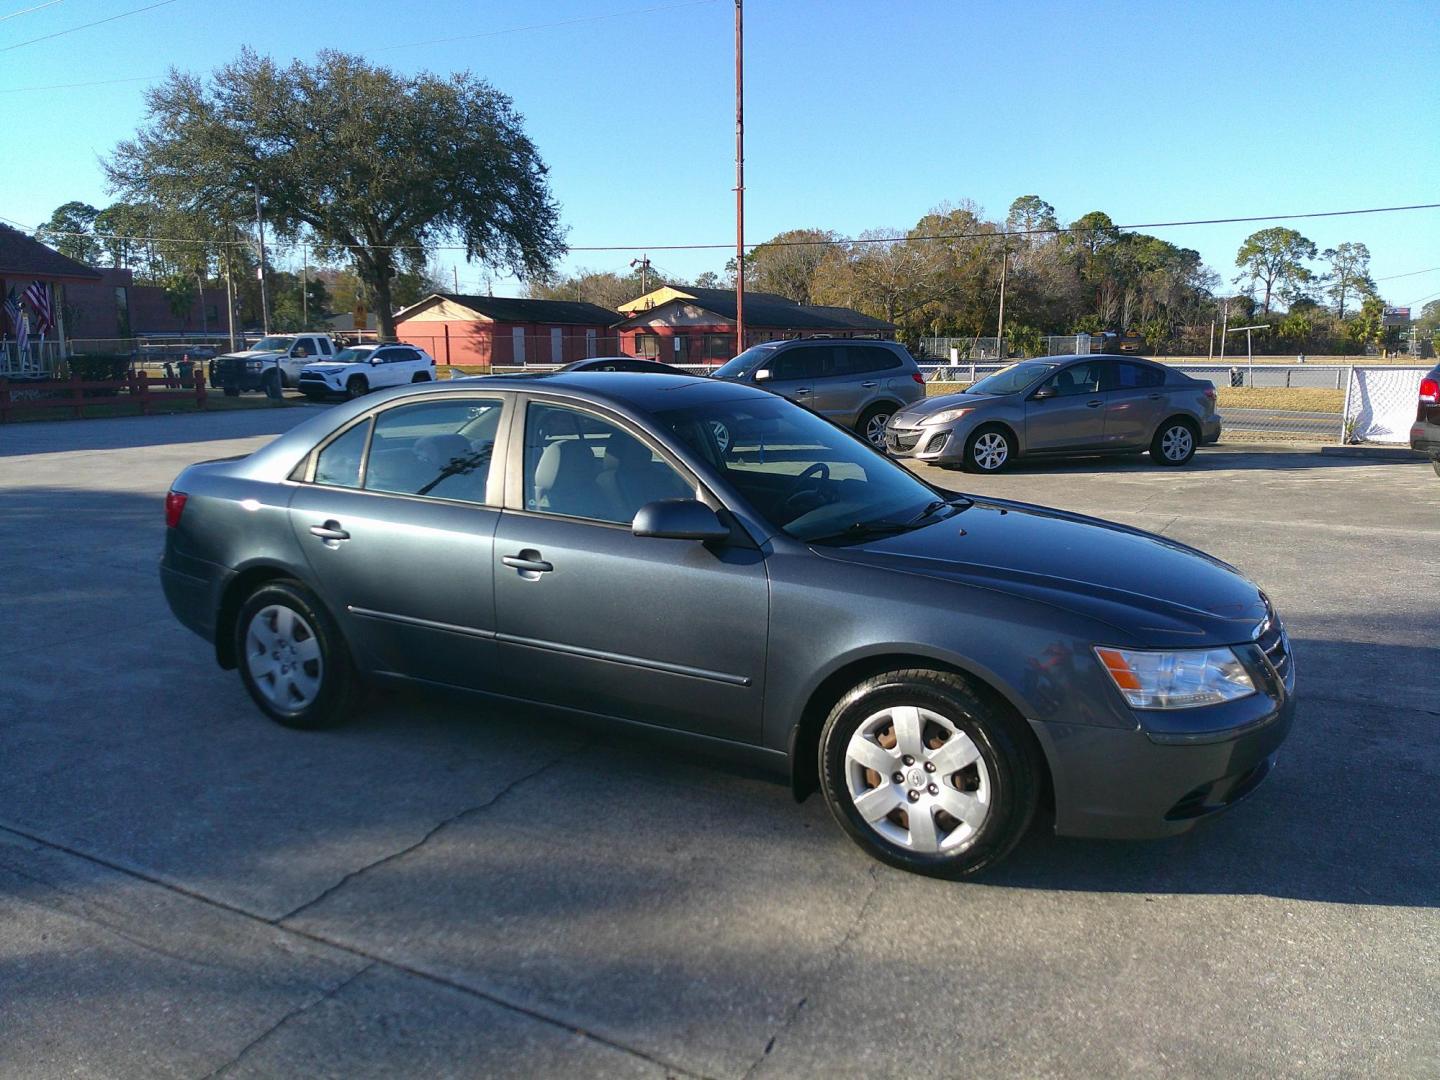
top-left (211, 334), bottom-right (340, 394)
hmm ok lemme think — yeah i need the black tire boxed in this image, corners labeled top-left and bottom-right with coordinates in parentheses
top-left (1150, 418), bottom-right (1198, 466)
top-left (1431, 459), bottom-right (1440, 479)
top-left (234, 580), bottom-right (357, 730)
top-left (223, 384), bottom-right (240, 397)
top-left (345, 375), bottom-right (369, 399)
top-left (410, 371), bottom-right (431, 383)
top-left (818, 668), bottom-right (1041, 879)
top-left (857, 403), bottom-right (895, 449)
top-left (963, 424), bottom-right (1014, 473)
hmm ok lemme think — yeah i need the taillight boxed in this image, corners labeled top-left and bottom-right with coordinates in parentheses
top-left (911, 372), bottom-right (926, 384)
top-left (1420, 377), bottom-right (1439, 404)
top-left (1203, 387), bottom-right (1217, 400)
top-left (165, 490), bottom-right (188, 529)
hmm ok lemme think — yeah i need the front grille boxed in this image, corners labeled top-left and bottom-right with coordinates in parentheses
top-left (1255, 598), bottom-right (1290, 680)
top-left (887, 428), bottom-right (922, 452)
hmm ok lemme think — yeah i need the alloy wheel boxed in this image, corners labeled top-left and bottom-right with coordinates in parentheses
top-left (843, 704), bottom-right (992, 853)
top-left (244, 604), bottom-right (323, 711)
top-left (972, 431), bottom-right (1009, 471)
top-left (1161, 425), bottom-right (1194, 462)
top-left (865, 412), bottom-right (892, 447)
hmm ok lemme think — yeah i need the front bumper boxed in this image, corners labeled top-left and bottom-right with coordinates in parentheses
top-left (298, 375), bottom-right (343, 397)
top-left (884, 419), bottom-right (970, 463)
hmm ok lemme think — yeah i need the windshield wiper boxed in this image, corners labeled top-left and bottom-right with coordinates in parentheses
top-left (906, 495), bottom-right (973, 525)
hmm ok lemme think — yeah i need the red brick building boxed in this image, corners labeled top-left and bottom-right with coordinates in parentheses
top-left (393, 293), bottom-right (621, 366)
top-left (614, 286), bottom-right (894, 365)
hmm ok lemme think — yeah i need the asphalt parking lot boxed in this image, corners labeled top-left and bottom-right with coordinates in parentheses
top-left (1, 408), bottom-right (1437, 1079)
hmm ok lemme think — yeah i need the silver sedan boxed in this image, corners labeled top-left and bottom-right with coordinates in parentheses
top-left (886, 355), bottom-right (1222, 472)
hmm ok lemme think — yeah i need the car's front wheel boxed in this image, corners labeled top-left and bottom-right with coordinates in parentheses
top-left (345, 375), bottom-right (369, 399)
top-left (1151, 419), bottom-right (1197, 465)
top-left (235, 580), bottom-right (356, 729)
top-left (818, 668), bottom-right (1040, 878)
top-left (964, 424), bottom-right (1013, 473)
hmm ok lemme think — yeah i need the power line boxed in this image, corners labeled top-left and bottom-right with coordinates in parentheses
top-left (11, 200), bottom-right (1440, 256)
top-left (0, 72), bottom-right (160, 94)
top-left (0, 0), bottom-right (179, 53)
top-left (1375, 265), bottom-right (1440, 282)
top-left (373, 0), bottom-right (718, 53)
top-left (0, 0), bottom-right (64, 24)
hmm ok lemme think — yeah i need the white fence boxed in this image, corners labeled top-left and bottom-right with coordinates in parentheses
top-left (1343, 367), bottom-right (1427, 445)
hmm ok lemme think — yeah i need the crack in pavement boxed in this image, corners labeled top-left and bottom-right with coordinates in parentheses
top-left (0, 818), bottom-right (707, 1080)
top-left (740, 866), bottom-right (884, 1080)
top-left (278, 744), bottom-right (586, 924)
top-left (200, 961), bottom-right (379, 1079)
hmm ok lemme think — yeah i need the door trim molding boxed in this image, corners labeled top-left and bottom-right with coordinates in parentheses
top-left (498, 631), bottom-right (752, 687)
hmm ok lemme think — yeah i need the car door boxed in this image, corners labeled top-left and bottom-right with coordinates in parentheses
top-left (1023, 360), bottom-right (1107, 451)
top-left (288, 393), bottom-right (511, 690)
top-left (758, 345), bottom-right (826, 412)
top-left (1101, 361), bottom-right (1168, 448)
top-left (809, 344), bottom-right (867, 424)
top-left (490, 397), bottom-right (769, 743)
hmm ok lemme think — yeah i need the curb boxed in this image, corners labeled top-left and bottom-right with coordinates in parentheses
top-left (1319, 445), bottom-right (1427, 462)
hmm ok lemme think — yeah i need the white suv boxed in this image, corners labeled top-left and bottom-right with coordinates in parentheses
top-left (298, 344), bottom-right (436, 400)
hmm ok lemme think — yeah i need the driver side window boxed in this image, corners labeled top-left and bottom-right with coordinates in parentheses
top-left (1040, 362), bottom-right (1102, 397)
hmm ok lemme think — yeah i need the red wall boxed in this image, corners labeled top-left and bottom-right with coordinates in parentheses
top-left (396, 318), bottom-right (619, 367)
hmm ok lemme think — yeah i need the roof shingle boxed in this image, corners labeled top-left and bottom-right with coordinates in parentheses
top-left (0, 223), bottom-right (102, 283)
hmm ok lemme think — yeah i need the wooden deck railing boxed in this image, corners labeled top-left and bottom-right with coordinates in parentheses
top-left (0, 371), bottom-right (207, 422)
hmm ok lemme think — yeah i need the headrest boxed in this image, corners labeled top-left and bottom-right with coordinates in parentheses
top-left (414, 433), bottom-right (472, 467)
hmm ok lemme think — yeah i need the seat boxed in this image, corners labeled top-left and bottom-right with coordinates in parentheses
top-left (597, 434), bottom-right (689, 522)
top-left (533, 438), bottom-right (611, 519)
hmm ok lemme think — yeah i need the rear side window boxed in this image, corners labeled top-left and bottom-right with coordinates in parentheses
top-left (1106, 362), bottom-right (1165, 389)
top-left (832, 345), bottom-right (902, 375)
top-left (318, 338), bottom-right (333, 356)
top-left (313, 420), bottom-right (371, 489)
top-left (365, 399), bottom-right (503, 504)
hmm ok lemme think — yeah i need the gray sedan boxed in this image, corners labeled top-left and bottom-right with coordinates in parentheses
top-left (887, 355), bottom-right (1222, 472)
top-left (160, 372), bottom-right (1292, 878)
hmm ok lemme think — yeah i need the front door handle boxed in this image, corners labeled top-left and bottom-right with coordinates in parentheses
top-left (1086, 399), bottom-right (1104, 408)
top-left (792, 387), bottom-right (811, 396)
top-left (860, 380), bottom-right (878, 388)
top-left (1148, 393), bottom-right (1162, 400)
top-left (309, 521), bottom-right (350, 543)
top-left (503, 550), bottom-right (553, 578)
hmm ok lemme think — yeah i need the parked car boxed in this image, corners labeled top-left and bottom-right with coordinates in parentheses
top-left (1090, 331), bottom-right (1148, 354)
top-left (712, 339), bottom-right (925, 448)
top-left (211, 334), bottom-right (340, 395)
top-left (297, 344), bottom-right (436, 400)
top-left (1410, 365), bottom-right (1440, 477)
top-left (559, 356), bottom-right (687, 374)
top-left (885, 355), bottom-right (1221, 472)
top-left (160, 372), bottom-right (1294, 879)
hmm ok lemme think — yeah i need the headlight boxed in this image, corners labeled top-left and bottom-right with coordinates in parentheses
top-left (923, 407), bottom-right (974, 426)
top-left (1094, 647), bottom-right (1255, 710)
top-left (246, 360), bottom-right (264, 371)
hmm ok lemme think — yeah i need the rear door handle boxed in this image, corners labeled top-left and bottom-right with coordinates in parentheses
top-left (860, 380), bottom-right (878, 388)
top-left (1086, 399), bottom-right (1104, 408)
top-left (792, 387), bottom-right (811, 396)
top-left (503, 551), bottom-right (553, 576)
top-left (309, 521), bottom-right (350, 543)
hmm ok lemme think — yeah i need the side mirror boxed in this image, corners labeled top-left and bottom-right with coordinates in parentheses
top-left (371, 357), bottom-right (383, 365)
top-left (1031, 386), bottom-right (1056, 400)
top-left (632, 499), bottom-right (729, 542)
top-left (753, 368), bottom-right (771, 382)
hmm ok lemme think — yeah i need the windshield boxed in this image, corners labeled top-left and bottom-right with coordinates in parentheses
top-left (252, 336), bottom-right (297, 352)
top-left (333, 347), bottom-right (374, 363)
top-left (655, 396), bottom-right (955, 542)
top-left (966, 361), bottom-right (1058, 396)
top-left (712, 343), bottom-right (780, 378)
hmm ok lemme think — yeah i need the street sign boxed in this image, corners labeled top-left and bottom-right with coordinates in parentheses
top-left (1382, 306), bottom-right (1411, 326)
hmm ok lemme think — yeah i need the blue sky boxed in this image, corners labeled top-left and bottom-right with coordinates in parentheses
top-left (3, 0), bottom-right (1438, 308)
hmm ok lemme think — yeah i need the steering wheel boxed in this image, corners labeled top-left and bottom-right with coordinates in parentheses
top-left (782, 461), bottom-right (832, 513)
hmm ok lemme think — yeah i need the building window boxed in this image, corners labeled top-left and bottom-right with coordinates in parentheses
top-left (703, 334), bottom-right (733, 361)
top-left (634, 333), bottom-right (660, 358)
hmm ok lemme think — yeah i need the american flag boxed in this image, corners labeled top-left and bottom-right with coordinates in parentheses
top-left (2, 288), bottom-right (19, 338)
top-left (24, 281), bottom-right (52, 336)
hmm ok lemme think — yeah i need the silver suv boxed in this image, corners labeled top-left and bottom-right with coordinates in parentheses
top-left (712, 339), bottom-right (926, 446)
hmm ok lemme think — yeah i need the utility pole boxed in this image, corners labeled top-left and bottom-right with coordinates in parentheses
top-left (453, 265), bottom-right (460, 293)
top-left (995, 237), bottom-right (1008, 359)
top-left (254, 187), bottom-right (271, 335)
top-left (301, 243), bottom-right (309, 327)
top-left (630, 255), bottom-right (651, 295)
top-left (734, 0), bottom-right (745, 355)
top-left (1219, 297), bottom-right (1229, 362)
top-left (223, 226), bottom-right (237, 351)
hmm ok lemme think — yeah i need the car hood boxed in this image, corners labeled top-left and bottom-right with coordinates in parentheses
top-left (219, 349), bottom-right (283, 361)
top-left (811, 497), bottom-right (1267, 646)
top-left (301, 362), bottom-right (351, 372)
top-left (893, 391), bottom-right (1008, 422)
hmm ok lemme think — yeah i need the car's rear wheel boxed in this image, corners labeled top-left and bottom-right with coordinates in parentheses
top-left (964, 424), bottom-right (1013, 473)
top-left (411, 371), bottom-right (431, 383)
top-left (346, 375), bottom-right (369, 399)
top-left (1151, 419), bottom-right (1197, 465)
top-left (235, 581), bottom-right (356, 730)
top-left (819, 669), bottom-right (1040, 878)
top-left (858, 404), bottom-right (894, 449)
